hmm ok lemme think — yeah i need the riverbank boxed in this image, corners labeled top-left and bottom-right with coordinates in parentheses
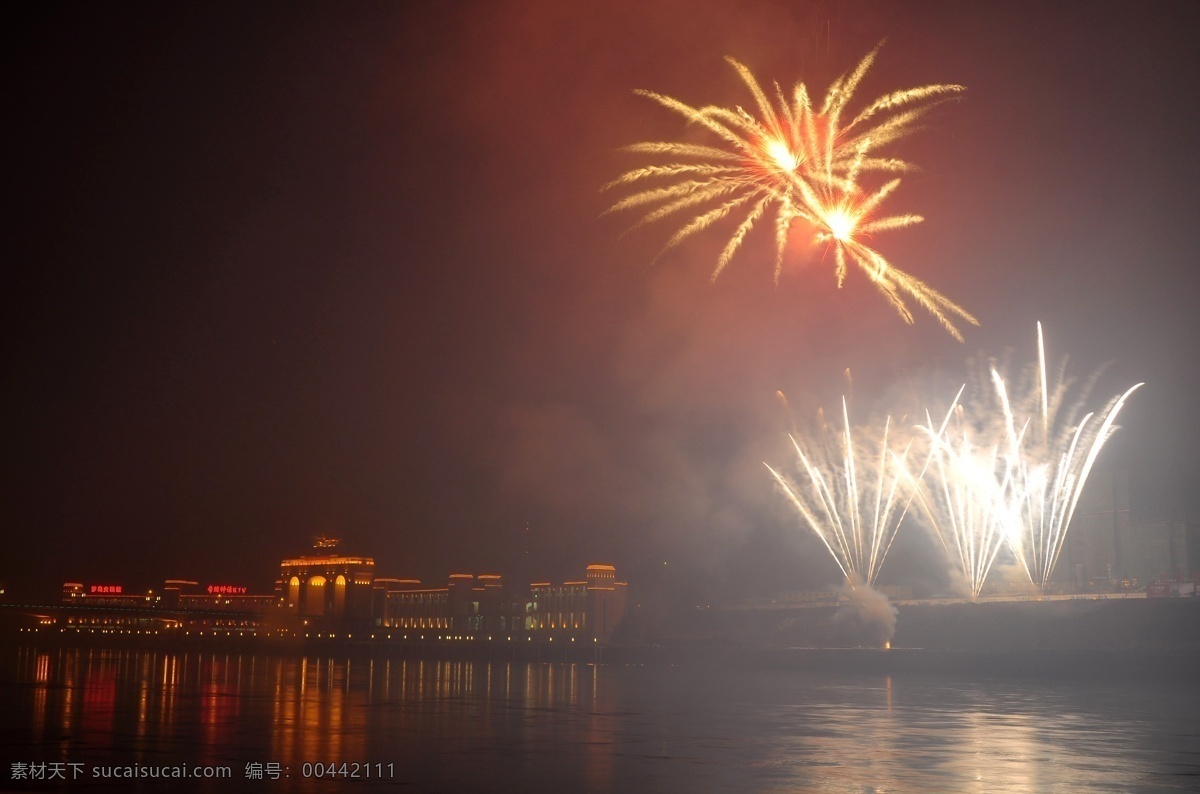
top-left (5, 596), bottom-right (1198, 679)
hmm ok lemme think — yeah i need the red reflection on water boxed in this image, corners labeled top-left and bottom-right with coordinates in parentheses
top-left (80, 655), bottom-right (118, 737)
top-left (200, 655), bottom-right (242, 749)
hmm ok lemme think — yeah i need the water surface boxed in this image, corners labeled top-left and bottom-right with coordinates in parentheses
top-left (2, 646), bottom-right (1197, 791)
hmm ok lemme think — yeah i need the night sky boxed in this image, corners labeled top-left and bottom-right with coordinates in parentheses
top-left (5, 1), bottom-right (1199, 604)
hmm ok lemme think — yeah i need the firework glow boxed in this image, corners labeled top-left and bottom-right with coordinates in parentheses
top-left (910, 389), bottom-right (1024, 597)
top-left (911, 324), bottom-right (1143, 595)
top-left (765, 397), bottom-right (918, 589)
top-left (606, 48), bottom-right (978, 340)
top-left (768, 326), bottom-right (1141, 598)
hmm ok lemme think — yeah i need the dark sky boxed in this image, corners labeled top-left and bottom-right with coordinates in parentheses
top-left (5, 0), bottom-right (1199, 602)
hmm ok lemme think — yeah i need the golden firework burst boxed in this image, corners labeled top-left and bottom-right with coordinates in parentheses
top-left (606, 48), bottom-right (976, 339)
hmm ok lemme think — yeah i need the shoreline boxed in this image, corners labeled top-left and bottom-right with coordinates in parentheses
top-left (5, 595), bottom-right (1199, 679)
top-left (5, 633), bottom-right (1199, 681)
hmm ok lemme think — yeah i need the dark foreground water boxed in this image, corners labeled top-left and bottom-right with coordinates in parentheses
top-left (2, 645), bottom-right (1198, 792)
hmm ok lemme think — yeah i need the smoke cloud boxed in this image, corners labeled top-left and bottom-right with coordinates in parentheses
top-left (833, 582), bottom-right (898, 647)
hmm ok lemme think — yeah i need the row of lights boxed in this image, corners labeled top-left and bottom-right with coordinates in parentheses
top-left (19, 628), bottom-right (164, 635)
top-left (22, 626), bottom-right (599, 643)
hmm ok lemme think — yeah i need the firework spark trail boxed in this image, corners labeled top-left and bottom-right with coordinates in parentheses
top-left (910, 398), bottom-right (1022, 598)
top-left (790, 175), bottom-right (978, 341)
top-left (912, 323), bottom-right (1143, 594)
top-left (766, 398), bottom-right (918, 588)
top-left (606, 48), bottom-right (976, 339)
top-left (998, 324), bottom-right (1143, 590)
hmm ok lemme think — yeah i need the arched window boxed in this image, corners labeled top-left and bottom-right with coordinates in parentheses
top-left (334, 575), bottom-right (347, 616)
top-left (305, 576), bottom-right (327, 616)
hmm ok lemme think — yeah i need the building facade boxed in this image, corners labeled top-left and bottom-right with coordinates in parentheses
top-left (372, 565), bottom-right (628, 641)
top-left (51, 539), bottom-right (629, 642)
top-left (277, 541), bottom-right (375, 625)
top-left (529, 564), bottom-right (628, 642)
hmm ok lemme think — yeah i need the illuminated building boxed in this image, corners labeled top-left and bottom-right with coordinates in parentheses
top-left (61, 582), bottom-right (156, 607)
top-left (162, 579), bottom-right (195, 609)
top-left (374, 574), bottom-right (525, 633)
top-left (528, 565), bottom-right (628, 642)
top-left (277, 538), bottom-right (375, 625)
top-left (473, 573), bottom-right (512, 633)
top-left (370, 578), bottom-right (421, 620)
top-left (43, 541), bottom-right (630, 643)
top-left (371, 565), bottom-right (627, 641)
top-left (374, 578), bottom-right (449, 630)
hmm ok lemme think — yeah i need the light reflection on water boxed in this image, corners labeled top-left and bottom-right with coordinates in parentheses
top-left (2, 646), bottom-right (1198, 792)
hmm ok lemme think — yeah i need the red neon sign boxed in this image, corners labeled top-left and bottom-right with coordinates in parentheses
top-left (206, 585), bottom-right (248, 595)
top-left (89, 585), bottom-right (123, 594)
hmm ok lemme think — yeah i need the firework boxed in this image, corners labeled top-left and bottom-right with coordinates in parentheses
top-left (992, 324), bottom-right (1142, 590)
top-left (909, 389), bottom-right (1022, 597)
top-left (606, 48), bottom-right (976, 338)
top-left (795, 177), bottom-right (979, 341)
top-left (766, 398), bottom-right (918, 588)
top-left (911, 324), bottom-right (1143, 594)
